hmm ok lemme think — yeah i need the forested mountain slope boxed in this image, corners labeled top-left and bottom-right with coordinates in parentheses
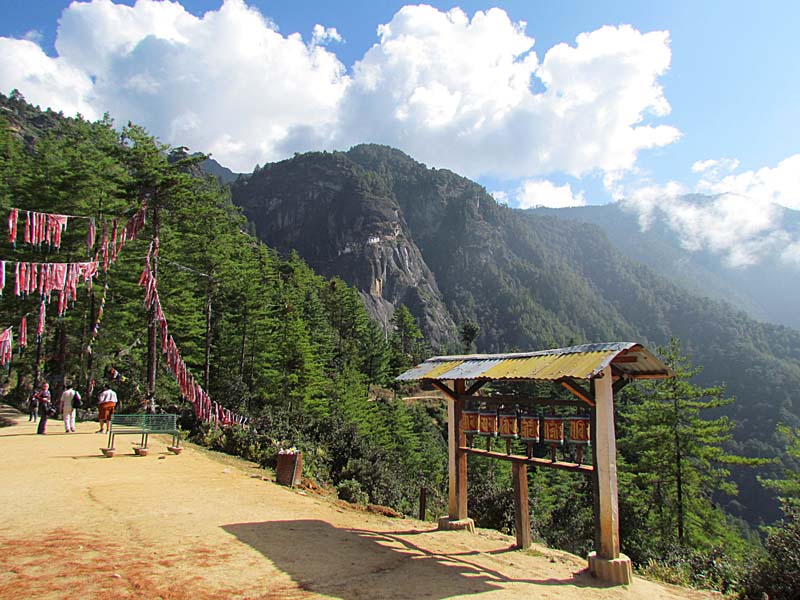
top-left (233, 144), bottom-right (800, 523)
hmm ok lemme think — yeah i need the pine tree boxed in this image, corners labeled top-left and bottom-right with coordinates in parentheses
top-left (617, 338), bottom-right (757, 554)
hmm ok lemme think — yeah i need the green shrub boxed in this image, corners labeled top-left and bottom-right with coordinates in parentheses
top-left (742, 508), bottom-right (800, 600)
top-left (337, 479), bottom-right (369, 505)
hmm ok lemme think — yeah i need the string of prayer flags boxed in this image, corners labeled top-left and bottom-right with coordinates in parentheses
top-left (87, 218), bottom-right (96, 252)
top-left (86, 283), bottom-right (107, 355)
top-left (16, 211), bottom-right (69, 249)
top-left (18, 315), bottom-right (26, 349)
top-left (9, 260), bottom-right (99, 302)
top-left (139, 240), bottom-right (245, 429)
top-left (8, 209), bottom-right (17, 247)
top-left (0, 327), bottom-right (12, 366)
top-left (7, 206), bottom-right (146, 258)
top-left (37, 300), bottom-right (45, 338)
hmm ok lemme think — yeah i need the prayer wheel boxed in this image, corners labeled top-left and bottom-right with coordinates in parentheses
top-left (567, 416), bottom-right (591, 464)
top-left (498, 410), bottom-right (519, 439)
top-left (543, 417), bottom-right (564, 445)
top-left (498, 409), bottom-right (518, 455)
top-left (519, 414), bottom-right (539, 459)
top-left (543, 416), bottom-right (564, 462)
top-left (567, 416), bottom-right (590, 445)
top-left (462, 409), bottom-right (480, 435)
top-left (519, 415), bottom-right (540, 443)
top-left (478, 408), bottom-right (498, 437)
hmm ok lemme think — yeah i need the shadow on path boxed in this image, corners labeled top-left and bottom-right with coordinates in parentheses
top-left (223, 519), bottom-right (602, 599)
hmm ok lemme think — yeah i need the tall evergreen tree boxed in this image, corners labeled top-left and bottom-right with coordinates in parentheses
top-left (617, 338), bottom-right (758, 556)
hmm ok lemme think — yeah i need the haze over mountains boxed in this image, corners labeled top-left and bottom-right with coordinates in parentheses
top-left (534, 198), bottom-right (800, 331)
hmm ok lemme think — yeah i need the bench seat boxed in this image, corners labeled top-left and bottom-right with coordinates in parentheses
top-left (106, 414), bottom-right (180, 452)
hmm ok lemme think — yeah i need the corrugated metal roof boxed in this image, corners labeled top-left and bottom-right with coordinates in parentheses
top-left (396, 342), bottom-right (671, 382)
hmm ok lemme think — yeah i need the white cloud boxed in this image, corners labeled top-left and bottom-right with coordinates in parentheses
top-left (515, 179), bottom-right (586, 209)
top-left (619, 181), bottom-right (686, 230)
top-left (335, 10), bottom-right (679, 179)
top-left (0, 37), bottom-right (96, 118)
top-left (490, 190), bottom-right (509, 204)
top-left (311, 24), bottom-right (342, 46)
top-left (696, 154), bottom-right (800, 211)
top-left (1, 0), bottom-right (348, 171)
top-left (621, 187), bottom-right (786, 267)
top-left (0, 2), bottom-right (678, 178)
top-left (691, 157), bottom-right (739, 174)
top-left (23, 30), bottom-right (44, 44)
top-left (619, 154), bottom-right (800, 267)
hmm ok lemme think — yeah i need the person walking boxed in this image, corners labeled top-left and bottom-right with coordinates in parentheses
top-left (59, 382), bottom-right (81, 433)
top-left (35, 382), bottom-right (52, 435)
top-left (28, 391), bottom-right (38, 422)
top-left (96, 383), bottom-right (118, 434)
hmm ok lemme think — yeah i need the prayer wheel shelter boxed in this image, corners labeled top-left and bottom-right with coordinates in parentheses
top-left (396, 342), bottom-right (672, 585)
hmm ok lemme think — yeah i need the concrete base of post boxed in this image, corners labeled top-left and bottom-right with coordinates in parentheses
top-left (587, 552), bottom-right (633, 585)
top-left (437, 517), bottom-right (475, 533)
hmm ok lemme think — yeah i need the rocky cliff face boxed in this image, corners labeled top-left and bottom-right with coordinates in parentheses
top-left (231, 151), bottom-right (457, 348)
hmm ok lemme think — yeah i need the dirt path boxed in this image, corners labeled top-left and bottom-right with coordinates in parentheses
top-left (0, 405), bottom-right (715, 599)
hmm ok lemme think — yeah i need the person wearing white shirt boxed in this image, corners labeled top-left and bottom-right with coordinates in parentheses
top-left (96, 383), bottom-right (118, 434)
top-left (59, 382), bottom-right (81, 433)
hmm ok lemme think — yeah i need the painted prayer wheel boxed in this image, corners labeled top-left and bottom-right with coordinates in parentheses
top-left (519, 415), bottom-right (540, 442)
top-left (568, 416), bottom-right (591, 445)
top-left (478, 408), bottom-right (498, 437)
top-left (498, 411), bottom-right (519, 439)
top-left (462, 410), bottom-right (480, 435)
top-left (542, 417), bottom-right (564, 446)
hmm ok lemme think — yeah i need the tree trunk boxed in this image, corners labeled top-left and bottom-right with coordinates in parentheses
top-left (674, 396), bottom-right (685, 545)
top-left (204, 281), bottom-right (212, 390)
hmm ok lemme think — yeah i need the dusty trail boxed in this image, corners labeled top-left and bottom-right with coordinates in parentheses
top-left (0, 405), bottom-right (715, 599)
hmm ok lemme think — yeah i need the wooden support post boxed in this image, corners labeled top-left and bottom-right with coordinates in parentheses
top-left (595, 366), bottom-right (620, 558)
top-left (453, 379), bottom-right (468, 520)
top-left (447, 389), bottom-right (457, 517)
top-left (587, 365), bottom-right (633, 584)
top-left (591, 401), bottom-right (601, 554)
top-left (512, 462), bottom-right (531, 549)
top-left (441, 379), bottom-right (474, 533)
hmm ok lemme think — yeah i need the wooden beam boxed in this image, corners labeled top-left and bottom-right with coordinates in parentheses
top-left (610, 356), bottom-right (638, 363)
top-left (461, 447), bottom-right (594, 473)
top-left (464, 379), bottom-right (487, 396)
top-left (561, 379), bottom-right (596, 407)
top-left (512, 462), bottom-right (531, 549)
top-left (629, 372), bottom-right (670, 380)
top-left (612, 378), bottom-right (630, 395)
top-left (431, 380), bottom-right (457, 401)
top-left (456, 395), bottom-right (586, 407)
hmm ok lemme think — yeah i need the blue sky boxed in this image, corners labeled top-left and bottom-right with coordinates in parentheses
top-left (1, 0), bottom-right (799, 257)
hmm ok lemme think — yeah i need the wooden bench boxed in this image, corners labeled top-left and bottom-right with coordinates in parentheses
top-left (102, 414), bottom-right (181, 457)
